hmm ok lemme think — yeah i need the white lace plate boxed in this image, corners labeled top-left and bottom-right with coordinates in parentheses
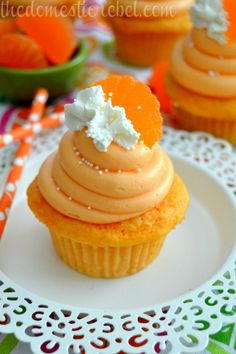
top-left (0, 126), bottom-right (236, 354)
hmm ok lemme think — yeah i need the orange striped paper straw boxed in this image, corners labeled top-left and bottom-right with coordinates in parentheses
top-left (0, 88), bottom-right (48, 239)
top-left (0, 112), bottom-right (65, 148)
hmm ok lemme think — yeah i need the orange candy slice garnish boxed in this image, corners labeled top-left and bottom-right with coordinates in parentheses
top-left (17, 13), bottom-right (77, 65)
top-left (0, 19), bottom-right (17, 36)
top-left (0, 33), bottom-right (48, 69)
top-left (224, 0), bottom-right (236, 42)
top-left (95, 75), bottom-right (163, 147)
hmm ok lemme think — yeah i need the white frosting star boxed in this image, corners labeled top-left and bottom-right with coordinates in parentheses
top-left (64, 86), bottom-right (105, 131)
top-left (190, 0), bottom-right (228, 45)
top-left (65, 86), bottom-right (140, 152)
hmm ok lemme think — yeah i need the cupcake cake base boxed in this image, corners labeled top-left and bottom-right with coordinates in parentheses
top-left (114, 31), bottom-right (185, 67)
top-left (51, 233), bottom-right (165, 278)
top-left (172, 107), bottom-right (236, 146)
top-left (166, 74), bottom-right (236, 146)
top-left (27, 174), bottom-right (189, 278)
top-left (104, 7), bottom-right (192, 67)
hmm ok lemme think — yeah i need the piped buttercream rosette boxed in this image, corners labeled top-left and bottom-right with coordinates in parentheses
top-left (64, 86), bottom-right (140, 152)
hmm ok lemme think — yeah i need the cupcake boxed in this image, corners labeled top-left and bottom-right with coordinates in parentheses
top-left (27, 75), bottom-right (189, 278)
top-left (103, 0), bottom-right (193, 67)
top-left (166, 0), bottom-right (236, 146)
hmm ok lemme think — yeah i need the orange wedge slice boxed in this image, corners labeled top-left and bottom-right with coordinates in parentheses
top-left (96, 75), bottom-right (163, 147)
top-left (0, 19), bottom-right (17, 36)
top-left (0, 33), bottom-right (48, 69)
top-left (17, 13), bottom-right (77, 65)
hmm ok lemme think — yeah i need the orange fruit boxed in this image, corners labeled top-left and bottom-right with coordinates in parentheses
top-left (17, 13), bottom-right (77, 65)
top-left (0, 33), bottom-right (48, 69)
top-left (96, 75), bottom-right (163, 147)
top-left (0, 19), bottom-right (17, 36)
top-left (149, 61), bottom-right (172, 114)
top-left (224, 0), bottom-right (236, 42)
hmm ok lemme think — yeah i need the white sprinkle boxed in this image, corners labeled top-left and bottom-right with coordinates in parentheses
top-left (95, 166), bottom-right (99, 170)
top-left (56, 187), bottom-right (60, 192)
top-left (82, 157), bottom-right (85, 162)
top-left (68, 196), bottom-right (72, 201)
top-left (87, 206), bottom-right (92, 210)
top-left (78, 161), bottom-right (83, 165)
top-left (208, 70), bottom-right (218, 77)
top-left (117, 169), bottom-right (122, 174)
top-left (98, 170), bottom-right (103, 175)
top-left (136, 168), bottom-right (142, 173)
top-left (73, 147), bottom-right (77, 151)
top-left (76, 151), bottom-right (80, 156)
top-left (104, 169), bottom-right (109, 173)
top-left (90, 163), bottom-right (94, 168)
top-left (137, 105), bottom-right (142, 110)
top-left (108, 92), bottom-right (113, 97)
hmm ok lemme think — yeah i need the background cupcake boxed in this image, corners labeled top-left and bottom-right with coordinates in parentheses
top-left (103, 0), bottom-right (193, 67)
top-left (166, 0), bottom-right (236, 146)
top-left (27, 75), bottom-right (189, 278)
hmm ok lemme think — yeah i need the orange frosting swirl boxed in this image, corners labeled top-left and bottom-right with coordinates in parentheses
top-left (37, 130), bottom-right (174, 224)
top-left (170, 29), bottom-right (236, 98)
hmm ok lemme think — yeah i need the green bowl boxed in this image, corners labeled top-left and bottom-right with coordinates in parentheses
top-left (0, 40), bottom-right (88, 102)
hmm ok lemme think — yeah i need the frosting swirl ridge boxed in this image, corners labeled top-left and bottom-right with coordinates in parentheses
top-left (37, 130), bottom-right (174, 224)
top-left (170, 29), bottom-right (236, 98)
